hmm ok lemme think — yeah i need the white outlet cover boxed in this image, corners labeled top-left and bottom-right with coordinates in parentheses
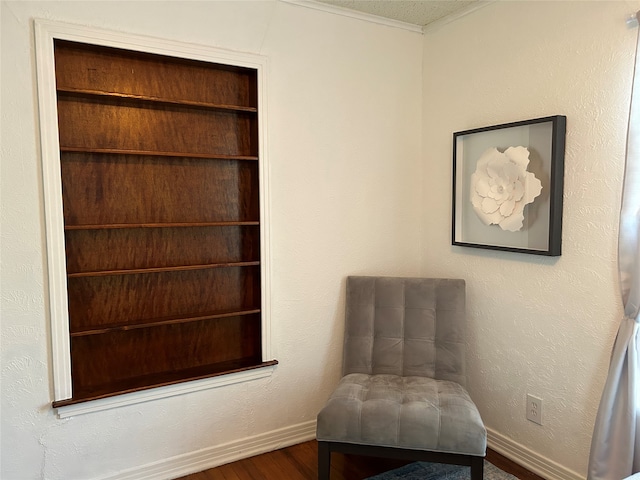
top-left (526, 394), bottom-right (543, 425)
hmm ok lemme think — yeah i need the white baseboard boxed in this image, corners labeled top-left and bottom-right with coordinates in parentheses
top-left (98, 421), bottom-right (583, 480)
top-left (98, 420), bottom-right (317, 480)
top-left (487, 428), bottom-right (584, 480)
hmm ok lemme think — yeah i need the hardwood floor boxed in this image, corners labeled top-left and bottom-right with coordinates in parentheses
top-left (176, 440), bottom-right (545, 480)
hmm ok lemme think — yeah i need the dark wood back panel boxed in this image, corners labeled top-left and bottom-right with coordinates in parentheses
top-left (54, 39), bottom-right (267, 405)
top-left (60, 153), bottom-right (259, 225)
top-left (55, 40), bottom-right (257, 108)
top-left (64, 226), bottom-right (260, 274)
top-left (67, 265), bottom-right (261, 331)
top-left (71, 314), bottom-right (262, 389)
top-left (57, 96), bottom-right (257, 156)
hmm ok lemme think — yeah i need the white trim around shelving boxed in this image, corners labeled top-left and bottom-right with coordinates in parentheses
top-left (34, 19), bottom-right (273, 414)
top-left (56, 365), bottom-right (276, 419)
top-left (35, 19), bottom-right (73, 402)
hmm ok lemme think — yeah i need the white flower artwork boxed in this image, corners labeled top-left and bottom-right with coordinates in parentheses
top-left (469, 146), bottom-right (542, 232)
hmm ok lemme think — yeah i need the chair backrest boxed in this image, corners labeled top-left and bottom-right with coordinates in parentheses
top-left (342, 276), bottom-right (466, 387)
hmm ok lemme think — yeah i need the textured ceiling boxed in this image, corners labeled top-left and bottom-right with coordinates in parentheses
top-left (314, 0), bottom-right (479, 26)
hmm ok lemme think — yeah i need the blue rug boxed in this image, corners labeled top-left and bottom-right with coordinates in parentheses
top-left (366, 461), bottom-right (517, 480)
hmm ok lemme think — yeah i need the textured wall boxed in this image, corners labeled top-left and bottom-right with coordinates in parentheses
top-left (421, 1), bottom-right (639, 475)
top-left (4, 0), bottom-right (634, 478)
top-left (0, 2), bottom-right (422, 478)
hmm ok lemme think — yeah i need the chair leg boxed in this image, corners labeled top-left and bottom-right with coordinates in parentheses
top-left (470, 456), bottom-right (484, 480)
top-left (318, 441), bottom-right (331, 480)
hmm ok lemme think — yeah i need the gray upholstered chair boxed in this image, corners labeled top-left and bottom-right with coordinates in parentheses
top-left (316, 276), bottom-right (486, 479)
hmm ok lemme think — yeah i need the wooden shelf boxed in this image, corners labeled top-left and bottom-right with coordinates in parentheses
top-left (67, 261), bottom-right (260, 278)
top-left (53, 359), bottom-right (279, 408)
top-left (71, 308), bottom-right (261, 337)
top-left (59, 146), bottom-right (258, 161)
top-left (64, 221), bottom-right (260, 231)
top-left (53, 39), bottom-right (267, 406)
top-left (57, 100), bottom-right (257, 157)
top-left (57, 86), bottom-right (258, 113)
top-left (66, 265), bottom-right (262, 333)
top-left (64, 225), bottom-right (260, 274)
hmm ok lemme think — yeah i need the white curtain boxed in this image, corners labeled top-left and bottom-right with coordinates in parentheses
top-left (588, 12), bottom-right (640, 480)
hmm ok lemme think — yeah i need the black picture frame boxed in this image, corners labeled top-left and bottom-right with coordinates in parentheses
top-left (452, 115), bottom-right (566, 256)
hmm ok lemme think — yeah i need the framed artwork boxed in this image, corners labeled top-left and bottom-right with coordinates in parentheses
top-left (452, 115), bottom-right (566, 256)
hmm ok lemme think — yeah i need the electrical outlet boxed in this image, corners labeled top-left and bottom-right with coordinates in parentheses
top-left (526, 394), bottom-right (543, 425)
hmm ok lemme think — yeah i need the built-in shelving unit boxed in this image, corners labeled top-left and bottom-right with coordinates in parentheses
top-left (51, 39), bottom-right (274, 407)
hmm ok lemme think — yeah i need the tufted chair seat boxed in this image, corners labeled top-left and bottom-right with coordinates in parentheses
top-left (316, 276), bottom-right (486, 479)
top-left (317, 374), bottom-right (485, 455)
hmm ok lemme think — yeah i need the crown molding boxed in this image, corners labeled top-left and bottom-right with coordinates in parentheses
top-left (422, 1), bottom-right (496, 34)
top-left (280, 0), bottom-right (424, 34)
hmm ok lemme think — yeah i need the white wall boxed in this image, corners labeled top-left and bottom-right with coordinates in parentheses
top-left (422, 1), bottom-right (639, 476)
top-left (0, 1), bottom-right (422, 478)
top-left (5, 0), bottom-right (638, 478)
